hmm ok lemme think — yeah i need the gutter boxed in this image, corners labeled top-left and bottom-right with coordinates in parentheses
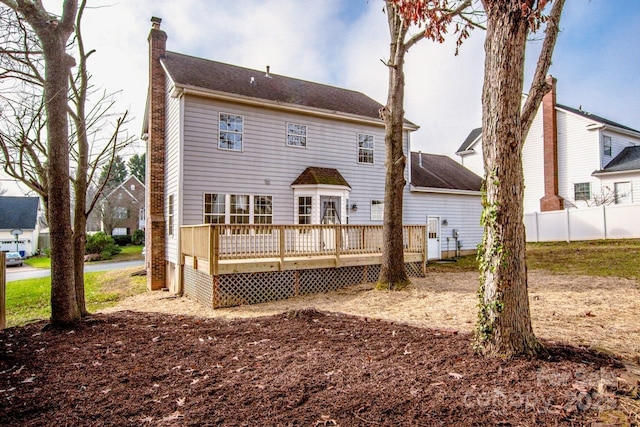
top-left (409, 185), bottom-right (481, 196)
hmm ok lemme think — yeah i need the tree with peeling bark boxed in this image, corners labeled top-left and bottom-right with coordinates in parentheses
top-left (0, 0), bottom-right (80, 325)
top-left (378, 0), bottom-right (475, 290)
top-left (475, 0), bottom-right (565, 357)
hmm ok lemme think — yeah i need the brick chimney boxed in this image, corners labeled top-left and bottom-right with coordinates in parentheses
top-left (539, 75), bottom-right (564, 212)
top-left (146, 17), bottom-right (167, 290)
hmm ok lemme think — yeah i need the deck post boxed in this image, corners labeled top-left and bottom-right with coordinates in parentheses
top-left (279, 226), bottom-right (286, 270)
top-left (335, 226), bottom-right (341, 267)
top-left (422, 225), bottom-right (428, 274)
top-left (211, 225), bottom-right (219, 276)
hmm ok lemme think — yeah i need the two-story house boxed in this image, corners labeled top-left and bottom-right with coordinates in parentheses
top-left (456, 77), bottom-right (640, 214)
top-left (144, 18), bottom-right (483, 294)
top-left (0, 196), bottom-right (42, 256)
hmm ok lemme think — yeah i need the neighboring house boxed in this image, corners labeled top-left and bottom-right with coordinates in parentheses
top-left (88, 176), bottom-right (146, 236)
top-left (456, 76), bottom-right (640, 214)
top-left (143, 18), bottom-right (483, 292)
top-left (0, 196), bottom-right (42, 256)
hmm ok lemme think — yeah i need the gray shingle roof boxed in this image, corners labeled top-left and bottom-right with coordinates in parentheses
top-left (161, 52), bottom-right (386, 120)
top-left (411, 152), bottom-right (482, 191)
top-left (0, 196), bottom-right (39, 230)
top-left (456, 127), bottom-right (482, 154)
top-left (291, 167), bottom-right (351, 188)
top-left (600, 146), bottom-right (640, 172)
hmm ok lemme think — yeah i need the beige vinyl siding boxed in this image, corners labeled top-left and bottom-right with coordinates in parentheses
top-left (164, 79), bottom-right (181, 263)
top-left (180, 95), bottom-right (387, 226)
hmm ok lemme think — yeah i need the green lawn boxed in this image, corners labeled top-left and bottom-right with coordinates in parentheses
top-left (4, 268), bottom-right (146, 327)
top-left (24, 244), bottom-right (144, 269)
top-left (427, 238), bottom-right (640, 280)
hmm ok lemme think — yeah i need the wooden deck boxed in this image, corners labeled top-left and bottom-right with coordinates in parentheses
top-left (180, 224), bottom-right (427, 276)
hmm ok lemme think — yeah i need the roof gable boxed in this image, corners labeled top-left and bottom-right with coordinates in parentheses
top-left (291, 167), bottom-right (351, 188)
top-left (411, 152), bottom-right (482, 191)
top-left (0, 196), bottom-right (40, 230)
top-left (456, 127), bottom-right (482, 154)
top-left (161, 52), bottom-right (415, 125)
top-left (557, 104), bottom-right (640, 134)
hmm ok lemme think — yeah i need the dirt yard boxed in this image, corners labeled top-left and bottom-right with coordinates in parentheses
top-left (1, 270), bottom-right (639, 425)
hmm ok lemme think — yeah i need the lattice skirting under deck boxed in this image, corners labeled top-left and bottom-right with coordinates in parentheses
top-left (182, 262), bottom-right (425, 309)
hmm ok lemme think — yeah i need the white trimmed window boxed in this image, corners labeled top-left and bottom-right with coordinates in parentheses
top-left (167, 194), bottom-right (175, 236)
top-left (204, 193), bottom-right (225, 224)
top-left (254, 195), bottom-right (273, 225)
top-left (371, 199), bottom-right (384, 220)
top-left (298, 196), bottom-right (312, 225)
top-left (287, 123), bottom-right (307, 147)
top-left (574, 183), bottom-right (591, 201)
top-left (219, 113), bottom-right (243, 151)
top-left (358, 133), bottom-right (374, 164)
top-left (230, 195), bottom-right (250, 225)
top-left (614, 182), bottom-right (632, 204)
top-left (603, 135), bottom-right (612, 156)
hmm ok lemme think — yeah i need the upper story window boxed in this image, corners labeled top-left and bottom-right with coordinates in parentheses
top-left (287, 123), bottom-right (307, 147)
top-left (113, 207), bottom-right (129, 219)
top-left (204, 193), bottom-right (225, 224)
top-left (574, 182), bottom-right (591, 201)
top-left (219, 113), bottom-right (243, 151)
top-left (167, 194), bottom-right (175, 236)
top-left (371, 199), bottom-right (384, 220)
top-left (358, 133), bottom-right (374, 164)
top-left (602, 135), bottom-right (612, 156)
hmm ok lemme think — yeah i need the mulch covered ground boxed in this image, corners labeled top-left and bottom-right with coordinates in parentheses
top-left (0, 309), bottom-right (634, 426)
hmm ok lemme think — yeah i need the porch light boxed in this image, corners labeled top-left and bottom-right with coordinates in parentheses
top-left (351, 203), bottom-right (358, 212)
top-left (442, 219), bottom-right (448, 226)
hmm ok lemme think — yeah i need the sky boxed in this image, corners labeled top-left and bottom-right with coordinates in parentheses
top-left (2, 0), bottom-right (640, 196)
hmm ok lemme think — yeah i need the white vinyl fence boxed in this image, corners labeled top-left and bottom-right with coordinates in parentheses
top-left (524, 203), bottom-right (640, 242)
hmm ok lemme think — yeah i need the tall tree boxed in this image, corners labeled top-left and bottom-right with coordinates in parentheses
top-left (127, 153), bottom-right (145, 183)
top-left (0, 0), bottom-right (80, 325)
top-left (378, 0), bottom-right (473, 289)
top-left (475, 0), bottom-right (564, 357)
top-left (0, 1), bottom-right (132, 319)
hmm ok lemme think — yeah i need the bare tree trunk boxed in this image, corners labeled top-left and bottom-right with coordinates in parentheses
top-left (378, 1), bottom-right (409, 290)
top-left (475, 0), bottom-right (541, 357)
top-left (2, 0), bottom-right (81, 325)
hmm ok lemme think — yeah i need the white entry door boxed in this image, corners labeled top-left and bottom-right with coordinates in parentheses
top-left (427, 216), bottom-right (440, 260)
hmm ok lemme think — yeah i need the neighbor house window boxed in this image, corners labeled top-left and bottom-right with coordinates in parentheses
top-left (113, 207), bottom-right (129, 219)
top-left (358, 133), bottom-right (374, 164)
top-left (254, 195), bottom-right (273, 225)
top-left (614, 181), bottom-right (632, 204)
top-left (287, 123), bottom-right (307, 147)
top-left (574, 183), bottom-right (591, 201)
top-left (112, 227), bottom-right (128, 236)
top-left (371, 199), bottom-right (384, 220)
top-left (298, 196), bottom-right (312, 225)
top-left (167, 194), bottom-right (174, 236)
top-left (603, 135), bottom-right (612, 156)
top-left (204, 193), bottom-right (225, 224)
top-left (219, 113), bottom-right (243, 151)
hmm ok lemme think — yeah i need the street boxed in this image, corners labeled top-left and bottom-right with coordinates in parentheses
top-left (5, 260), bottom-right (145, 283)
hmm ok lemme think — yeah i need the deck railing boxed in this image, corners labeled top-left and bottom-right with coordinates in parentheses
top-left (180, 224), bottom-right (426, 275)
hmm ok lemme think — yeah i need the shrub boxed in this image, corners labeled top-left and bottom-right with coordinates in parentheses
top-left (131, 229), bottom-right (145, 245)
top-left (86, 232), bottom-right (121, 259)
top-left (112, 235), bottom-right (132, 246)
